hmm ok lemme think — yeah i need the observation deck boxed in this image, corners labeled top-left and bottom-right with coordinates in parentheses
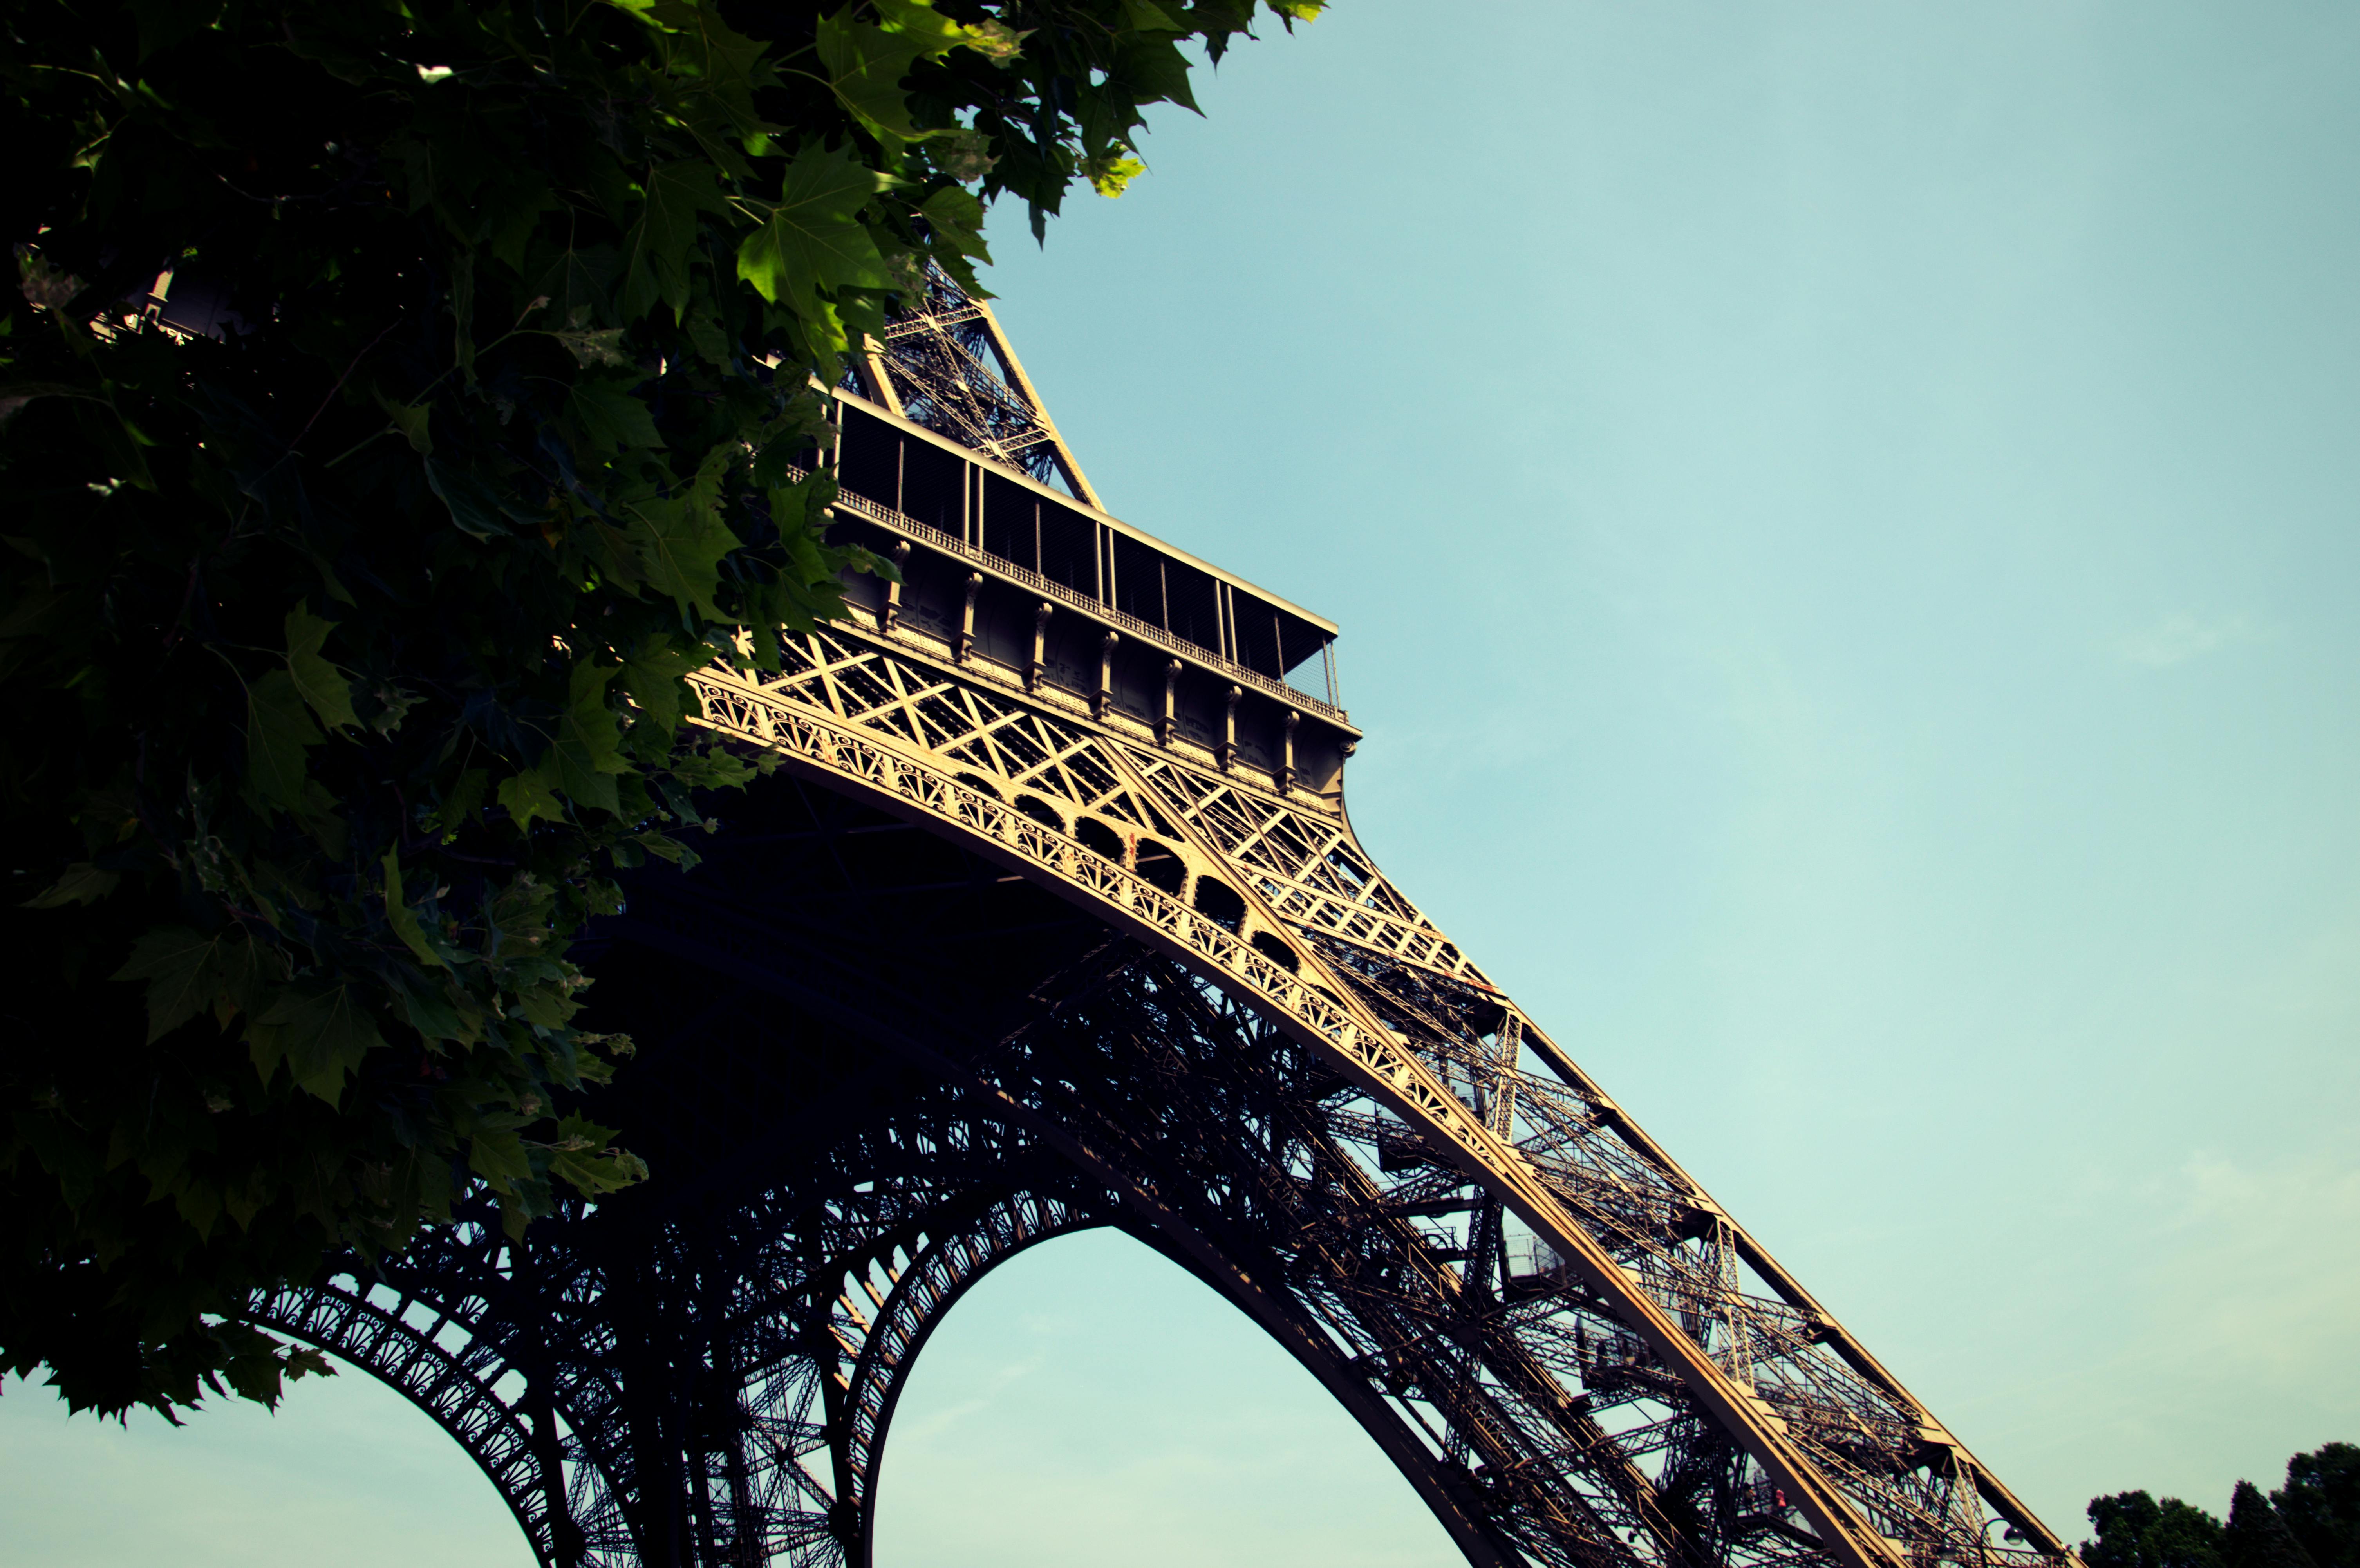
top-left (826, 387), bottom-right (1358, 806)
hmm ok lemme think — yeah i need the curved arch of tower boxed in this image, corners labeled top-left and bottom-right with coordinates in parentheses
top-left (269, 269), bottom-right (2075, 1568)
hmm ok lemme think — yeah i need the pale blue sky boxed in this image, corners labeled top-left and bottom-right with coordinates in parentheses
top-left (8, 3), bottom-right (2356, 1563)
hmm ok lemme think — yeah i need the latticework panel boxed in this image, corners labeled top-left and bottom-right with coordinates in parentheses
top-left (717, 626), bottom-right (1483, 984)
top-left (859, 262), bottom-right (1096, 503)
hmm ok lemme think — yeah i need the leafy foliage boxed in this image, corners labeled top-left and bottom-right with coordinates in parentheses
top-left (1, 0), bottom-right (1317, 1421)
top-left (2229, 1482), bottom-right (2320, 1568)
top-left (2086, 1492), bottom-right (2227, 1568)
top-left (2088, 1447), bottom-right (2360, 1568)
top-left (2276, 1445), bottom-right (2360, 1568)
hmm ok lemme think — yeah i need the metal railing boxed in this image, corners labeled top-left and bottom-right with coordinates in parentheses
top-left (819, 480), bottom-right (1353, 726)
top-left (883, 304), bottom-right (987, 340)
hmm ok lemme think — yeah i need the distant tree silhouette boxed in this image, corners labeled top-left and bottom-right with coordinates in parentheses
top-left (2087, 1492), bottom-right (2228, 1568)
top-left (2086, 1445), bottom-right (2360, 1568)
top-left (2275, 1445), bottom-right (2360, 1568)
top-left (2228, 1481), bottom-right (2320, 1568)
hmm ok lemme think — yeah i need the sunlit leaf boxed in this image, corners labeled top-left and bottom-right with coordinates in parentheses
top-left (735, 143), bottom-right (897, 311)
top-left (1082, 154), bottom-right (1148, 198)
top-left (815, 16), bottom-right (932, 141)
top-left (497, 766), bottom-right (565, 831)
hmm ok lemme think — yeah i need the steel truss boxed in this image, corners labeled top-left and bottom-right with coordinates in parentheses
top-left (260, 280), bottom-right (2074, 1568)
top-left (847, 261), bottom-right (1101, 507)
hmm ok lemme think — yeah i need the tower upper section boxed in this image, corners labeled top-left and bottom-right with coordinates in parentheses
top-left (825, 266), bottom-right (1355, 805)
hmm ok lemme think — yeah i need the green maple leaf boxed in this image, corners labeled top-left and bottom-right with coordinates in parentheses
top-left (112, 926), bottom-right (260, 1043)
top-left (871, 0), bottom-right (970, 51)
top-left (569, 376), bottom-right (665, 455)
top-left (213, 1325), bottom-right (326, 1408)
top-left (918, 186), bottom-right (991, 262)
top-left (246, 668), bottom-right (324, 808)
top-left (497, 767), bottom-right (565, 832)
top-left (736, 143), bottom-right (897, 313)
top-left (626, 445), bottom-right (740, 617)
top-left (248, 981), bottom-right (386, 1104)
top-left (22, 862), bottom-right (120, 908)
top-left (812, 1), bottom-right (986, 142)
top-left (629, 497), bottom-right (739, 619)
top-left (1112, 35), bottom-right (1201, 110)
top-left (380, 851), bottom-right (445, 969)
top-left (641, 0), bottom-right (779, 141)
top-left (818, 21), bottom-right (931, 141)
top-left (435, 767), bottom-right (489, 835)
top-left (546, 1114), bottom-right (648, 1196)
top-left (549, 323), bottom-right (631, 368)
top-left (619, 160), bottom-right (730, 323)
top-left (622, 634), bottom-right (707, 735)
top-left (515, 981), bottom-right (576, 1027)
top-left (466, 1127), bottom-right (533, 1185)
top-left (425, 455), bottom-right (527, 538)
top-left (1082, 153), bottom-right (1147, 198)
top-left (551, 661), bottom-right (628, 815)
top-left (531, 244), bottom-right (621, 333)
top-left (1117, 0), bottom-right (1187, 33)
top-left (373, 390), bottom-right (432, 454)
top-left (683, 280), bottom-right (730, 363)
top-left (791, 293), bottom-right (855, 367)
top-left (284, 601), bottom-right (360, 732)
top-left (385, 964), bottom-right (466, 1042)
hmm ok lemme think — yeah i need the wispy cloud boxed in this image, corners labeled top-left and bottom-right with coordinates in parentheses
top-left (1954, 1150), bottom-right (2360, 1474)
top-left (2115, 611), bottom-right (2255, 668)
top-left (896, 1348), bottom-right (1050, 1443)
top-left (2151, 1151), bottom-right (2360, 1367)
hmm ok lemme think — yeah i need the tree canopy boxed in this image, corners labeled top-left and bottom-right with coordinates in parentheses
top-left (2228, 1482), bottom-right (2320, 1568)
top-left (2087, 1445), bottom-right (2360, 1568)
top-left (1, 0), bottom-right (1315, 1422)
top-left (2276, 1445), bottom-right (2360, 1568)
top-left (2087, 1490), bottom-right (2230, 1568)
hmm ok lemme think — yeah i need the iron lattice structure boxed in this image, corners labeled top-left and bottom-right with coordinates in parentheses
top-left (844, 263), bottom-right (1102, 506)
top-left (260, 278), bottom-right (2076, 1568)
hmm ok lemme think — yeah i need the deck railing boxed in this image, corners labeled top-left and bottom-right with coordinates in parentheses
top-left (819, 479), bottom-right (1353, 726)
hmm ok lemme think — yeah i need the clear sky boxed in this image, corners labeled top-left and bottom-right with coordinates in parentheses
top-left (7, 3), bottom-right (2356, 1564)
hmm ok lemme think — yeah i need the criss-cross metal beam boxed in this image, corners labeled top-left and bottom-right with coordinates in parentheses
top-left (852, 261), bottom-right (1101, 508)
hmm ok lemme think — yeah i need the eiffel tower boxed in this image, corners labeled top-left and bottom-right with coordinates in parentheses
top-left (255, 269), bottom-right (2077, 1568)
